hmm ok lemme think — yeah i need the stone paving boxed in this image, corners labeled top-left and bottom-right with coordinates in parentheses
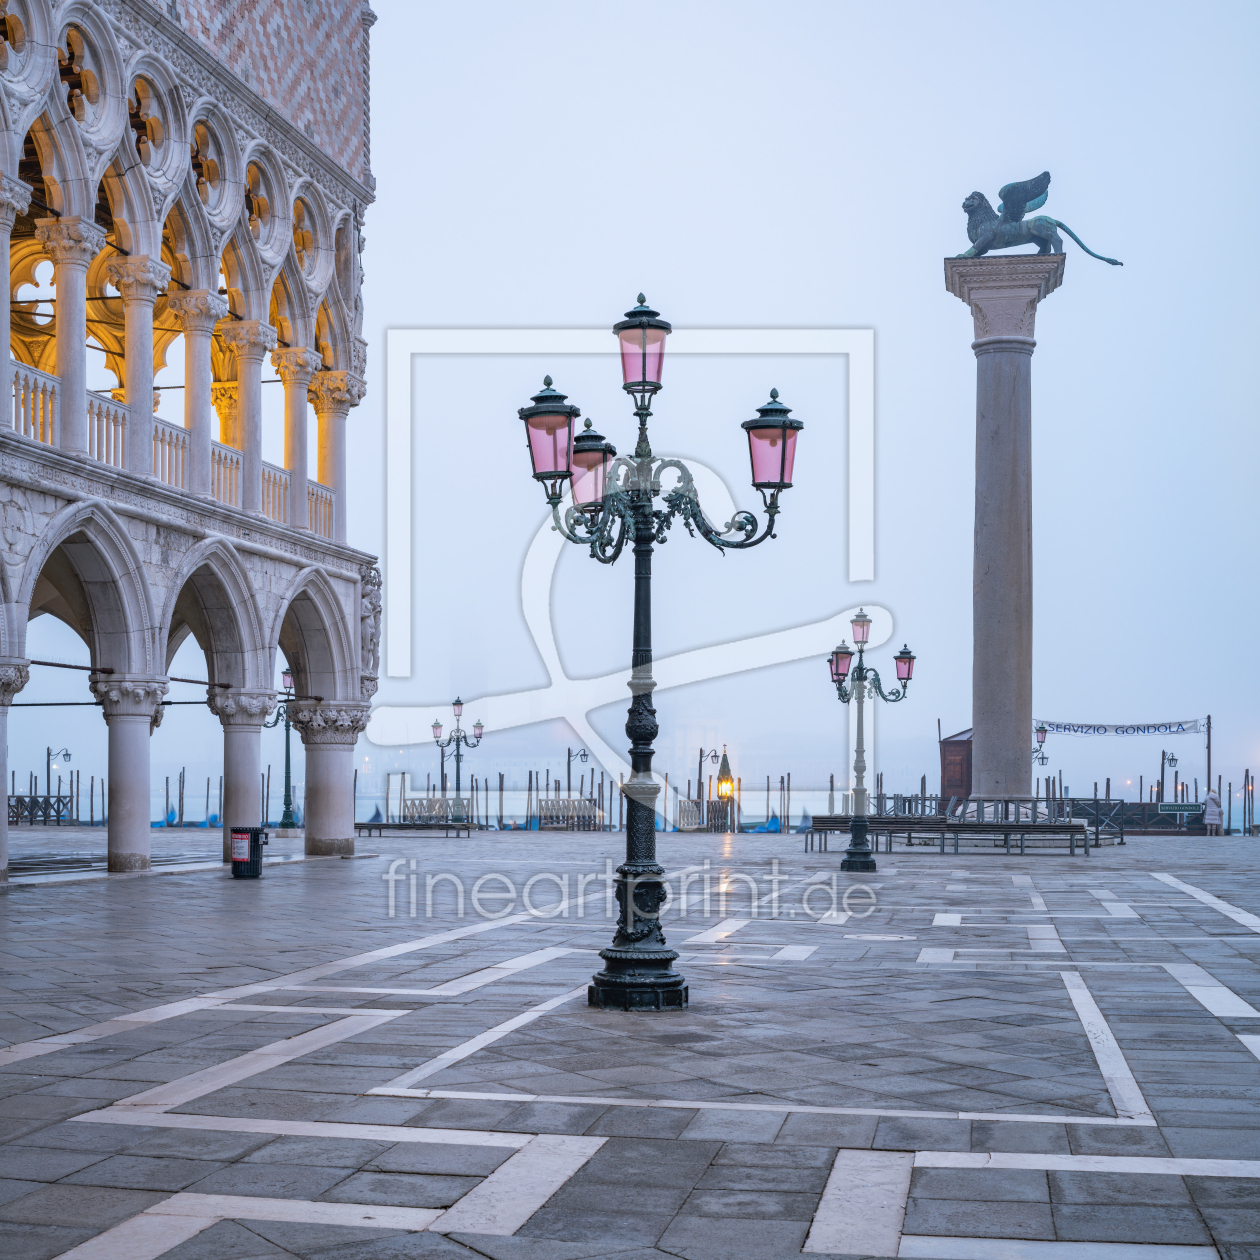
top-left (1, 831), bottom-right (1260, 1258)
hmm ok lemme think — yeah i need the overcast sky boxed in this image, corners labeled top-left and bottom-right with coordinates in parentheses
top-left (17, 1), bottom-right (1259, 818)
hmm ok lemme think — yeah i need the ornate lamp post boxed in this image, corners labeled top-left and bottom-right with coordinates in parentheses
top-left (517, 295), bottom-right (804, 1011)
top-left (567, 746), bottom-right (588, 797)
top-left (432, 699), bottom-right (483, 824)
top-left (715, 747), bottom-right (734, 831)
top-left (828, 611), bottom-right (915, 872)
top-left (1032, 723), bottom-right (1048, 766)
top-left (263, 671), bottom-right (297, 829)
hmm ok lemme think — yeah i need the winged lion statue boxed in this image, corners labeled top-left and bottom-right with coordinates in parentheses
top-left (958, 172), bottom-right (1121, 266)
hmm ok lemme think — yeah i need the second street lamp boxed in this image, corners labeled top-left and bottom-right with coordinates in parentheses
top-left (828, 612), bottom-right (915, 872)
top-left (517, 295), bottom-right (804, 1011)
top-left (432, 699), bottom-right (483, 825)
top-left (264, 671), bottom-right (298, 830)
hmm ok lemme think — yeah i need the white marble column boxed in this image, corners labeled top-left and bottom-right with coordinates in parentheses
top-left (0, 176), bottom-right (32, 367)
top-left (211, 690), bottom-right (275, 861)
top-left (91, 677), bottom-right (167, 872)
top-left (0, 660), bottom-right (29, 882)
top-left (219, 322), bottom-right (276, 514)
top-left (309, 370), bottom-right (366, 543)
top-left (945, 254), bottom-right (1064, 799)
top-left (166, 290), bottom-right (229, 496)
top-left (104, 256), bottom-right (171, 477)
top-left (271, 348), bottom-right (322, 530)
top-left (290, 704), bottom-right (369, 856)
top-left (34, 216), bottom-right (106, 453)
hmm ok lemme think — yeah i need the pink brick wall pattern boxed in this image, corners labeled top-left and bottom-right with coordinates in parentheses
top-left (152, 0), bottom-right (370, 185)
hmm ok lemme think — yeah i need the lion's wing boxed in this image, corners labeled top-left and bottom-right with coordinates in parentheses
top-left (998, 171), bottom-right (1051, 223)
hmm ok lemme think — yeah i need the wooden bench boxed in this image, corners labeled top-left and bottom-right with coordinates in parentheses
top-left (806, 815), bottom-right (1094, 856)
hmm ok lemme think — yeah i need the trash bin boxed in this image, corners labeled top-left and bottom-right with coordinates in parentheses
top-left (231, 827), bottom-right (268, 879)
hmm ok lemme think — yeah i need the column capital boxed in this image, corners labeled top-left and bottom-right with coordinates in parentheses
top-left (271, 346), bottom-right (323, 386)
top-left (219, 320), bottom-right (278, 363)
top-left (290, 703), bottom-right (371, 747)
top-left (166, 288), bottom-right (229, 333)
top-left (0, 660), bottom-right (29, 706)
top-left (35, 215), bottom-right (107, 267)
top-left (308, 369), bottom-right (367, 413)
top-left (208, 688), bottom-right (277, 728)
top-left (90, 676), bottom-right (168, 719)
top-left (104, 255), bottom-right (172, 304)
top-left (944, 254), bottom-right (1065, 342)
top-left (0, 174), bottom-right (32, 231)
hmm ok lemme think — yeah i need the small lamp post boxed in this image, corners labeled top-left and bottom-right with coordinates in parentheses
top-left (516, 295), bottom-right (804, 1011)
top-left (828, 613), bottom-right (915, 871)
top-left (716, 747), bottom-right (734, 831)
top-left (1032, 724), bottom-right (1049, 766)
top-left (566, 747), bottom-right (588, 798)
top-left (264, 670), bottom-right (298, 829)
top-left (433, 699), bottom-right (483, 824)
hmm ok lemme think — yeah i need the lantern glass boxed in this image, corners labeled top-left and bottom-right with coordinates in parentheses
top-left (1167, 753), bottom-right (1178, 768)
top-left (281, 670), bottom-right (293, 690)
top-left (851, 610), bottom-right (871, 645)
top-left (571, 421), bottom-right (616, 512)
top-left (894, 645), bottom-right (915, 682)
top-left (452, 698), bottom-right (463, 718)
top-left (1036, 725), bottom-right (1047, 745)
top-left (526, 411), bottom-right (574, 480)
top-left (829, 643), bottom-right (853, 682)
top-left (618, 324), bottom-right (667, 387)
top-left (746, 425), bottom-right (799, 490)
top-left (432, 721), bottom-right (442, 740)
top-left (473, 721), bottom-right (484, 740)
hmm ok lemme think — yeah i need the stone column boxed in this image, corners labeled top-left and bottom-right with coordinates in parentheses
top-left (0, 660), bottom-right (29, 882)
top-left (210, 690), bottom-right (275, 861)
top-left (104, 257), bottom-right (172, 477)
top-left (91, 677), bottom-right (167, 872)
top-left (212, 382), bottom-right (239, 446)
top-left (309, 370), bottom-right (366, 543)
top-left (0, 176), bottom-right (32, 367)
top-left (166, 290), bottom-right (229, 496)
top-left (945, 254), bottom-right (1064, 799)
top-left (34, 216), bottom-right (106, 453)
top-left (290, 704), bottom-right (370, 856)
top-left (271, 348), bottom-right (322, 530)
top-left (219, 322), bottom-right (276, 514)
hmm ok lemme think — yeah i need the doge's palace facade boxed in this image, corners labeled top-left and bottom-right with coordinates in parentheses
top-left (0, 0), bottom-right (379, 876)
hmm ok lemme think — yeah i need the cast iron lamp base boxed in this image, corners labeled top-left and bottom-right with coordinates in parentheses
top-left (840, 815), bottom-right (877, 872)
top-left (588, 956), bottom-right (689, 1010)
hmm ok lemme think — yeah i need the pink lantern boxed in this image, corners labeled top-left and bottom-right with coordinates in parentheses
top-left (452, 697), bottom-right (464, 718)
top-left (742, 390), bottom-right (804, 491)
top-left (612, 295), bottom-right (671, 392)
top-left (851, 609), bottom-right (871, 645)
top-left (431, 720), bottom-right (442, 740)
top-left (571, 419), bottom-right (617, 512)
top-left (473, 720), bottom-right (484, 740)
top-left (519, 377), bottom-right (579, 487)
top-left (1036, 724), bottom-right (1047, 745)
top-left (281, 669), bottom-right (293, 691)
top-left (894, 645), bottom-right (915, 683)
top-left (829, 642), bottom-right (853, 683)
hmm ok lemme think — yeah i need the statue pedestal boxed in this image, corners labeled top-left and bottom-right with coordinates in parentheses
top-left (944, 254), bottom-right (1064, 799)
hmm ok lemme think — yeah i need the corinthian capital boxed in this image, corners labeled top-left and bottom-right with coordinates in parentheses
top-left (90, 676), bottom-right (168, 719)
top-left (35, 215), bottom-right (107, 267)
top-left (219, 320), bottom-right (278, 363)
top-left (208, 688), bottom-right (277, 727)
top-left (308, 370), bottom-right (367, 413)
top-left (0, 660), bottom-right (30, 705)
top-left (290, 703), bottom-right (371, 747)
top-left (167, 290), bottom-right (230, 336)
top-left (0, 175), bottom-right (32, 231)
top-left (270, 346), bottom-right (324, 387)
top-left (104, 255), bottom-right (173, 304)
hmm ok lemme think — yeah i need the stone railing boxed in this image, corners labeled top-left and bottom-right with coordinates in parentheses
top-left (86, 391), bottom-right (127, 469)
top-left (151, 416), bottom-right (189, 489)
top-left (11, 363), bottom-right (58, 446)
top-left (308, 480), bottom-right (334, 538)
top-left (261, 461), bottom-right (289, 525)
top-left (211, 441), bottom-right (241, 507)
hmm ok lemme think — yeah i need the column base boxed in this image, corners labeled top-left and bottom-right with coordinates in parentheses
top-left (108, 853), bottom-right (151, 874)
top-left (589, 949), bottom-right (689, 1010)
top-left (306, 835), bottom-right (354, 857)
top-left (840, 816), bottom-right (877, 872)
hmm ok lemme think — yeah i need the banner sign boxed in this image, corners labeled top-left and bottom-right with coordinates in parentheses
top-left (1035, 720), bottom-right (1201, 737)
top-left (1158, 803), bottom-right (1204, 814)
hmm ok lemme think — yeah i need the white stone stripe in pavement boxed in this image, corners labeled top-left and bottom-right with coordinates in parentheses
top-left (682, 917), bottom-right (751, 943)
top-left (803, 1148), bottom-right (912, 1254)
top-left (430, 1133), bottom-right (606, 1234)
top-left (1104, 903), bottom-right (1140, 918)
top-left (1028, 924), bottom-right (1066, 952)
top-left (933, 913), bottom-right (962, 926)
top-left (899, 1238), bottom-right (1217, 1259)
top-left (383, 984), bottom-right (589, 1089)
top-left (917, 1148), bottom-right (1260, 1177)
top-left (1059, 970), bottom-right (1154, 1124)
top-left (114, 1013), bottom-right (405, 1108)
top-left (1151, 871), bottom-right (1260, 932)
top-left (1163, 963), bottom-right (1260, 1017)
top-left (54, 1209), bottom-right (220, 1260)
top-left (74, 1107), bottom-right (532, 1147)
top-left (366, 1085), bottom-right (1154, 1126)
top-left (1239, 1035), bottom-right (1260, 1062)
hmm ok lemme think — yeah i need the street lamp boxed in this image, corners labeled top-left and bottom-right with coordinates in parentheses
top-left (517, 294), bottom-right (804, 1011)
top-left (566, 747), bottom-right (588, 797)
top-left (715, 747), bottom-right (735, 831)
top-left (828, 616), bottom-right (915, 871)
top-left (264, 670), bottom-right (297, 829)
top-left (433, 699), bottom-right (483, 824)
top-left (46, 746), bottom-right (71, 797)
top-left (1032, 724), bottom-right (1048, 766)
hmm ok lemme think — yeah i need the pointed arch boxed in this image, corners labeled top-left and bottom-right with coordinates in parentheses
top-left (269, 566), bottom-right (356, 703)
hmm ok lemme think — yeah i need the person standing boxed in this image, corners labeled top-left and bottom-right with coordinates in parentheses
top-left (1204, 788), bottom-right (1224, 836)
